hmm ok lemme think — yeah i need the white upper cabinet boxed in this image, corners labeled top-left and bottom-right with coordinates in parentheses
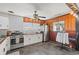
top-left (0, 16), bottom-right (9, 29)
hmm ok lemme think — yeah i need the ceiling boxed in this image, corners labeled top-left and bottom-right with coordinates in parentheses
top-left (76, 3), bottom-right (79, 10)
top-left (0, 3), bottom-right (77, 20)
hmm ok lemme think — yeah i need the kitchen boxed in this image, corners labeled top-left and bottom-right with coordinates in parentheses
top-left (0, 3), bottom-right (79, 55)
top-left (0, 11), bottom-right (48, 55)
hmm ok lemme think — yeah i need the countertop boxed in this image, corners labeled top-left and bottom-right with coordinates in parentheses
top-left (23, 33), bottom-right (42, 35)
top-left (0, 33), bottom-right (42, 44)
top-left (0, 36), bottom-right (10, 44)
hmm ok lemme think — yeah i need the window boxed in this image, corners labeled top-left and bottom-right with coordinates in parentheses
top-left (53, 21), bottom-right (64, 32)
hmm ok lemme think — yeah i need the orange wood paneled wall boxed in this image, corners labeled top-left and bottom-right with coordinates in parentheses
top-left (45, 14), bottom-right (76, 41)
top-left (23, 17), bottom-right (45, 24)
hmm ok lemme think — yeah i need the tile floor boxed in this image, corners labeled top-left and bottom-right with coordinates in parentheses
top-left (7, 42), bottom-right (79, 55)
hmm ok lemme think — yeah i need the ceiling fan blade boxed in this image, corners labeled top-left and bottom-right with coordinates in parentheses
top-left (38, 16), bottom-right (46, 18)
top-left (33, 11), bottom-right (46, 19)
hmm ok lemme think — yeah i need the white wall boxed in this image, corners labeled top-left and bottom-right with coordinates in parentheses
top-left (0, 12), bottom-right (23, 32)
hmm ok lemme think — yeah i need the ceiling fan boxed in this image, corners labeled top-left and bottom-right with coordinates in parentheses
top-left (33, 11), bottom-right (46, 20)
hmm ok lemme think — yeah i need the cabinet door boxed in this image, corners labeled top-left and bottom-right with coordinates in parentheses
top-left (30, 35), bottom-right (35, 43)
top-left (6, 37), bottom-right (10, 51)
top-left (37, 34), bottom-right (42, 42)
top-left (0, 44), bottom-right (4, 55)
top-left (0, 46), bottom-right (1, 54)
top-left (0, 37), bottom-right (10, 55)
top-left (24, 35), bottom-right (32, 45)
top-left (31, 34), bottom-right (42, 44)
top-left (0, 16), bottom-right (9, 29)
top-left (0, 46), bottom-right (4, 55)
top-left (0, 39), bottom-right (7, 55)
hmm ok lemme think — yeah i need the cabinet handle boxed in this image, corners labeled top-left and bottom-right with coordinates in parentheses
top-left (29, 38), bottom-right (31, 40)
top-left (38, 37), bottom-right (40, 39)
top-left (0, 24), bottom-right (1, 27)
top-left (3, 48), bottom-right (5, 52)
top-left (6, 44), bottom-right (8, 46)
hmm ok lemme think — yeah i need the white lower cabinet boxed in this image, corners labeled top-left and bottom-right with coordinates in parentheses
top-left (6, 37), bottom-right (10, 51)
top-left (0, 41), bottom-right (6, 55)
top-left (24, 35), bottom-right (32, 45)
top-left (24, 34), bottom-right (42, 46)
top-left (33, 34), bottom-right (42, 43)
top-left (0, 37), bottom-right (10, 55)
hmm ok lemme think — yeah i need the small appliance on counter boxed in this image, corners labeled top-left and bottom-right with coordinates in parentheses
top-left (7, 31), bottom-right (12, 36)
